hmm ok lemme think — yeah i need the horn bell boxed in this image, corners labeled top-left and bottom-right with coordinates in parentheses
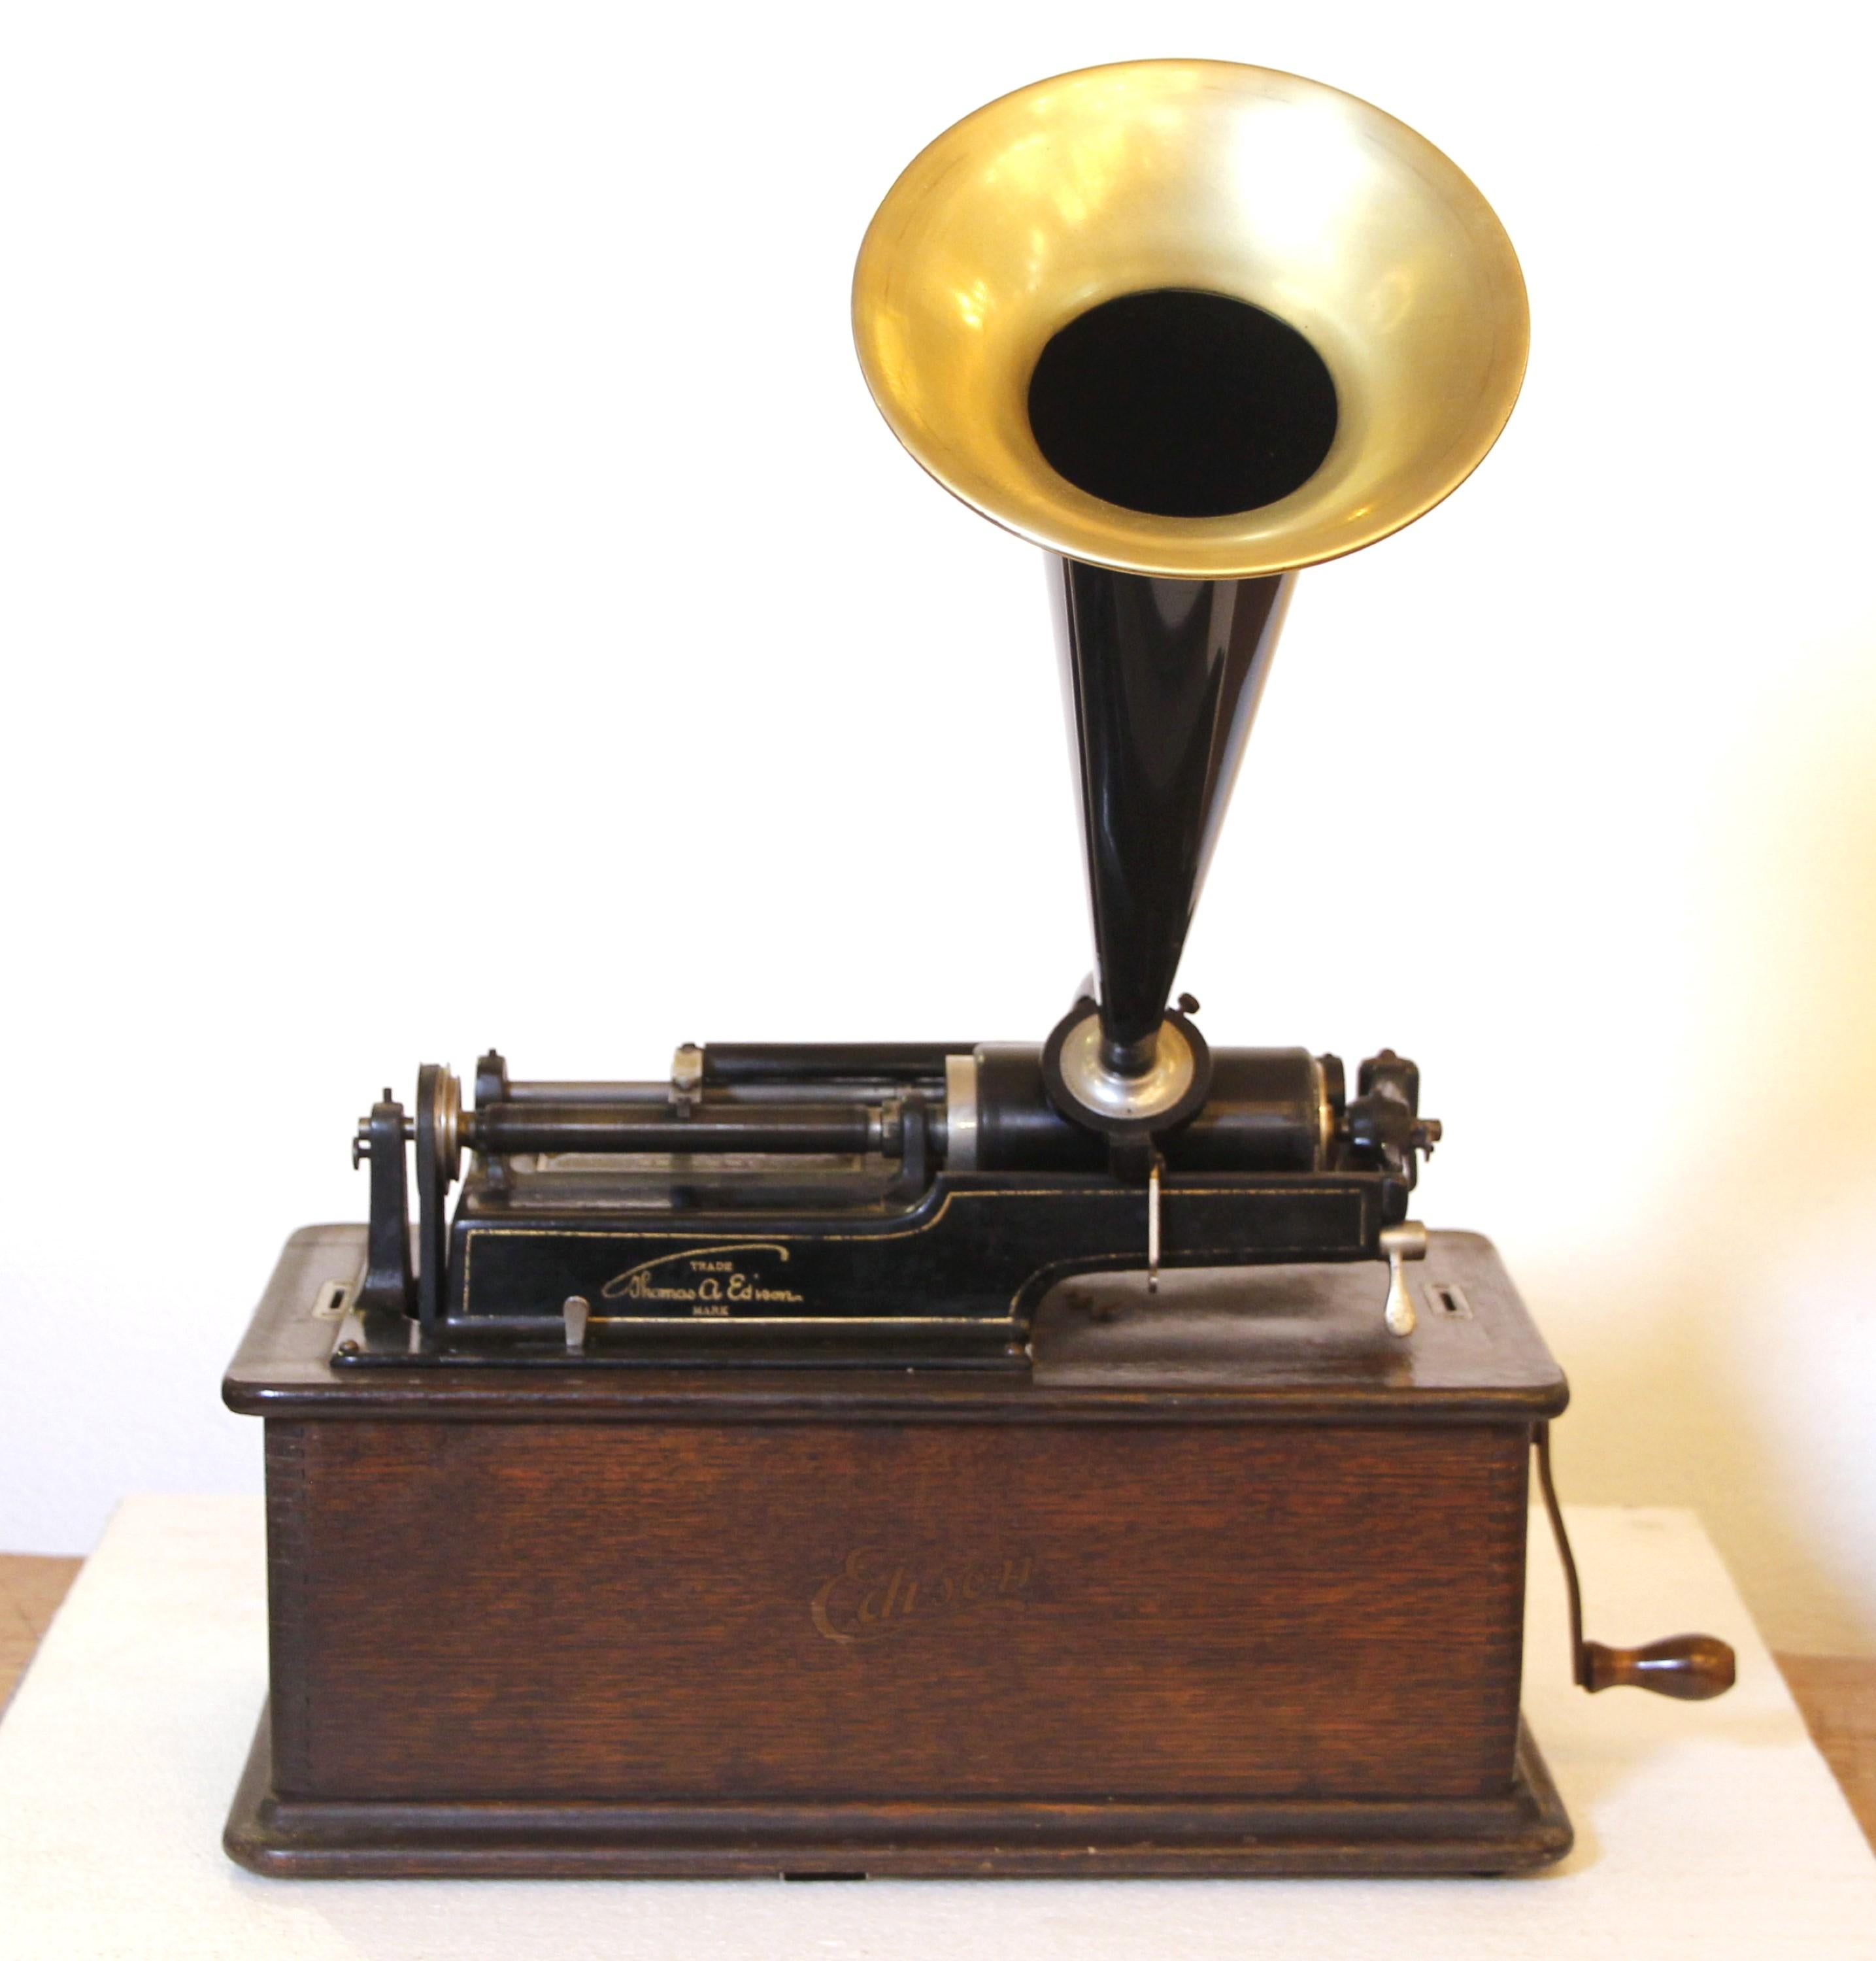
top-left (852, 59), bottom-right (1528, 581)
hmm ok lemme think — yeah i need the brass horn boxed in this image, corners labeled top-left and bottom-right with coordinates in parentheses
top-left (854, 60), bottom-right (1528, 1130)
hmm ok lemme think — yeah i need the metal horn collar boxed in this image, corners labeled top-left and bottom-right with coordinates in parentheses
top-left (852, 59), bottom-right (1528, 581)
top-left (1042, 1007), bottom-right (1212, 1137)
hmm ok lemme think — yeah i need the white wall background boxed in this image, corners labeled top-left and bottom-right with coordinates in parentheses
top-left (2, 3), bottom-right (1871, 1656)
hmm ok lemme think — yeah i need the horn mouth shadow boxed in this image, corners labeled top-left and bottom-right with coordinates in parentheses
top-left (1028, 290), bottom-right (1340, 520)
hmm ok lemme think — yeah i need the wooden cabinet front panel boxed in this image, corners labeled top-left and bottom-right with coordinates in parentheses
top-left (266, 1416), bottom-right (1529, 1803)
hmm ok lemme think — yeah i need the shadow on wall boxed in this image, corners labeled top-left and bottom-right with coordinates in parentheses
top-left (1551, 645), bottom-right (1876, 1657)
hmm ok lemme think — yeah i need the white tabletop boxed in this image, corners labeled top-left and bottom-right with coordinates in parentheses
top-left (2, 1497), bottom-right (1871, 1958)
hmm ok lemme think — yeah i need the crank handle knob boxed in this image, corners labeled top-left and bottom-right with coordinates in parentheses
top-left (1581, 1634), bottom-right (1737, 1700)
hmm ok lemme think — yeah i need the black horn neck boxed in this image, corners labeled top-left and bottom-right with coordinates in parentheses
top-left (1053, 558), bottom-right (1293, 1073)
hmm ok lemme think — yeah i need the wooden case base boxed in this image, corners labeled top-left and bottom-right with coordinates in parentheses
top-left (226, 1703), bottom-right (1569, 1877)
top-left (224, 1227), bottom-right (1573, 1880)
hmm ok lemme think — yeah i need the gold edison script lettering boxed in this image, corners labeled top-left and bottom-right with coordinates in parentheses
top-left (811, 1547), bottom-right (1037, 1644)
top-left (601, 1243), bottom-right (805, 1316)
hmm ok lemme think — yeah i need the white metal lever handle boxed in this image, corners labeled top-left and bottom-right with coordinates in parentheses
top-left (1378, 1222), bottom-right (1428, 1337)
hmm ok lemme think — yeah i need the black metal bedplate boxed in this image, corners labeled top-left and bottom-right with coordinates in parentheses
top-left (336, 1041), bottom-right (1430, 1367)
top-left (331, 1167), bottom-right (1405, 1368)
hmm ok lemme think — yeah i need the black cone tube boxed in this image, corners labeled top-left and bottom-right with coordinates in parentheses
top-left (1053, 559), bottom-right (1293, 1071)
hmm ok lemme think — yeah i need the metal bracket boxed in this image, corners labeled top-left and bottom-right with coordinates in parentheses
top-left (1347, 1050), bottom-right (1441, 1190)
top-left (354, 1093), bottom-right (414, 1317)
top-left (891, 1090), bottom-right (930, 1198)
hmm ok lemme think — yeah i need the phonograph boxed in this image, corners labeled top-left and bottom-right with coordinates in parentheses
top-left (223, 59), bottom-right (1734, 1877)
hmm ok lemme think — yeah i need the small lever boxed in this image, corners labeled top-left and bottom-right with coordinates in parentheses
top-left (669, 1043), bottom-right (703, 1115)
top-left (1147, 1151), bottom-right (1162, 1294)
top-left (1535, 1422), bottom-right (1735, 1701)
top-left (1378, 1222), bottom-right (1426, 1336)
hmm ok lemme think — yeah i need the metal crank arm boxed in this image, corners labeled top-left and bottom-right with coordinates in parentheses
top-left (1535, 1422), bottom-right (1736, 1700)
